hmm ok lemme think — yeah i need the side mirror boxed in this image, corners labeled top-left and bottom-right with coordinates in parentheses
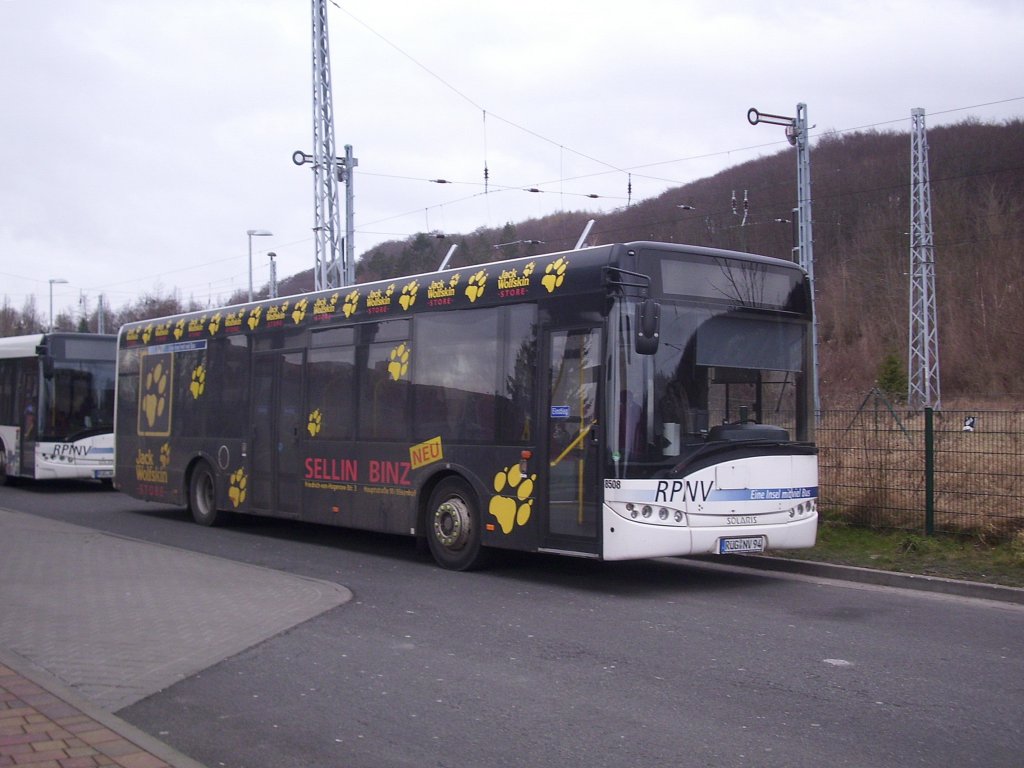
top-left (42, 356), bottom-right (55, 380)
top-left (635, 299), bottom-right (660, 355)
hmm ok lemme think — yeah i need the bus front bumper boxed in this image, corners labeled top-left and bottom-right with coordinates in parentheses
top-left (601, 504), bottom-right (818, 561)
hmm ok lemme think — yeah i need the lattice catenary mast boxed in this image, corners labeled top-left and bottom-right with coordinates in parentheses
top-left (305, 0), bottom-right (354, 289)
top-left (908, 108), bottom-right (941, 408)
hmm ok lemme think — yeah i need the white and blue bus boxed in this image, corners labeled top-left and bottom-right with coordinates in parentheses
top-left (115, 241), bottom-right (817, 568)
top-left (0, 333), bottom-right (116, 483)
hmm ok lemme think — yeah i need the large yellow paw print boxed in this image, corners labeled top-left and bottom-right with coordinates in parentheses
top-left (173, 319), bottom-right (186, 340)
top-left (308, 409), bottom-right (322, 437)
top-left (292, 298), bottom-right (309, 325)
top-left (488, 464), bottom-right (536, 534)
top-left (228, 468), bottom-right (247, 508)
top-left (342, 290), bottom-right (360, 318)
top-left (466, 270), bottom-right (487, 302)
top-left (142, 362), bottom-right (168, 427)
top-left (190, 364), bottom-right (206, 399)
top-left (208, 313), bottom-right (222, 335)
top-left (399, 280), bottom-right (419, 310)
top-left (159, 443), bottom-right (171, 469)
top-left (388, 343), bottom-right (410, 381)
top-left (247, 306), bottom-right (263, 330)
top-left (542, 257), bottom-right (568, 293)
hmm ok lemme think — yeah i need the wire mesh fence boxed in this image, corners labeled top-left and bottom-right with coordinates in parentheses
top-left (818, 402), bottom-right (1024, 538)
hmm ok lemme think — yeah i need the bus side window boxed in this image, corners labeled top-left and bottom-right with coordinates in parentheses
top-left (308, 346), bottom-right (355, 440)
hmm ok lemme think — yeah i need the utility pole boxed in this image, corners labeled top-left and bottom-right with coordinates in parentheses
top-left (908, 108), bottom-right (941, 408)
top-left (748, 104), bottom-right (819, 415)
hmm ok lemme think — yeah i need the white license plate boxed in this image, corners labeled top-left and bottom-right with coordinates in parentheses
top-left (719, 536), bottom-right (766, 554)
top-left (94, 469), bottom-right (114, 479)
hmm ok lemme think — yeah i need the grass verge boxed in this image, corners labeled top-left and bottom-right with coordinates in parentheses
top-left (769, 516), bottom-right (1024, 589)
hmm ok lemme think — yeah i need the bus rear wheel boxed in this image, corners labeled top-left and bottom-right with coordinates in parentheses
top-left (426, 477), bottom-right (488, 571)
top-left (189, 462), bottom-right (226, 527)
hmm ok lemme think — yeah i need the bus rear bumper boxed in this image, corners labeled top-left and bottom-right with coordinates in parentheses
top-left (601, 504), bottom-right (818, 561)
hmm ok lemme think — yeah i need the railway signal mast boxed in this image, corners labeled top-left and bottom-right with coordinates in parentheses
top-left (747, 104), bottom-right (819, 415)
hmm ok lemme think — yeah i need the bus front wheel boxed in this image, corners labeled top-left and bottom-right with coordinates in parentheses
top-left (426, 477), bottom-right (488, 571)
top-left (189, 462), bottom-right (226, 527)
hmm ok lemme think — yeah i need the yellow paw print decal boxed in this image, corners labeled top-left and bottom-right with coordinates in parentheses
top-left (488, 464), bottom-right (536, 534)
top-left (190, 364), bottom-right (206, 399)
top-left (399, 280), bottom-right (419, 310)
top-left (387, 343), bottom-right (410, 381)
top-left (247, 306), bottom-right (263, 330)
top-left (142, 361), bottom-right (168, 428)
top-left (308, 408), bottom-right (322, 437)
top-left (142, 324), bottom-right (153, 344)
top-left (542, 257), bottom-right (568, 293)
top-left (465, 270), bottom-right (488, 302)
top-left (292, 298), bottom-right (309, 325)
top-left (207, 312), bottom-right (222, 335)
top-left (228, 468), bottom-right (247, 508)
top-left (449, 273), bottom-right (461, 288)
top-left (173, 319), bottom-right (186, 340)
top-left (342, 290), bottom-right (360, 318)
top-left (523, 262), bottom-right (536, 277)
top-left (159, 443), bottom-right (171, 469)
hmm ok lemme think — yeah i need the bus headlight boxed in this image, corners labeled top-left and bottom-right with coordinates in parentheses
top-left (607, 501), bottom-right (687, 526)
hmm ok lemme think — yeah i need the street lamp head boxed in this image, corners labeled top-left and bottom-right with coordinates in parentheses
top-left (49, 278), bottom-right (69, 285)
top-left (246, 229), bottom-right (273, 237)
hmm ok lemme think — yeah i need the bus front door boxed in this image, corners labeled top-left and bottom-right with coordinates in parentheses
top-left (18, 362), bottom-right (37, 477)
top-left (542, 328), bottom-right (601, 553)
top-left (251, 351), bottom-right (304, 517)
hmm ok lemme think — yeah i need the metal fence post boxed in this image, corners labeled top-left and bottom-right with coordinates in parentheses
top-left (924, 407), bottom-right (935, 535)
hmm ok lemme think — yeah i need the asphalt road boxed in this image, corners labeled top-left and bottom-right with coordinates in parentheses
top-left (3, 480), bottom-right (1023, 768)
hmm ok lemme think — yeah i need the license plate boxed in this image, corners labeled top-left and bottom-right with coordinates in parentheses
top-left (94, 469), bottom-right (114, 479)
top-left (719, 536), bottom-right (765, 554)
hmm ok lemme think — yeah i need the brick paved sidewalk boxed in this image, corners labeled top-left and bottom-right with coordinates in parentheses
top-left (0, 651), bottom-right (205, 768)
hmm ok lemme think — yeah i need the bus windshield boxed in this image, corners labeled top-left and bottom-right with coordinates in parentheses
top-left (607, 297), bottom-right (810, 479)
top-left (40, 357), bottom-right (116, 440)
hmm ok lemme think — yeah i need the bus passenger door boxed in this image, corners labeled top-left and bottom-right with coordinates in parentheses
top-left (18, 361), bottom-right (38, 477)
top-left (251, 351), bottom-right (304, 516)
top-left (542, 328), bottom-right (601, 553)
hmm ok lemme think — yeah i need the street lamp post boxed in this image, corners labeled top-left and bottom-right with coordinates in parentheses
top-left (48, 278), bottom-right (68, 331)
top-left (246, 229), bottom-right (273, 302)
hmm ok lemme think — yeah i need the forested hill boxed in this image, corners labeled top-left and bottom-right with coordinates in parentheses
top-left (347, 118), bottom-right (1024, 403)
top-left (6, 119), bottom-right (1019, 404)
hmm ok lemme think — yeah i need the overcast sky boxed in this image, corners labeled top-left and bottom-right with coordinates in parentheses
top-left (2, 0), bottom-right (1022, 322)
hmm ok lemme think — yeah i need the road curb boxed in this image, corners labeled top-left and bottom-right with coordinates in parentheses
top-left (711, 554), bottom-right (1024, 605)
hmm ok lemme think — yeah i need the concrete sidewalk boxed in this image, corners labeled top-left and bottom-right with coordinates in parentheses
top-left (0, 508), bottom-right (353, 768)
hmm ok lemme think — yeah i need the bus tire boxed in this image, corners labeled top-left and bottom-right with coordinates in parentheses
top-left (189, 461), bottom-right (226, 527)
top-left (425, 477), bottom-right (489, 571)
